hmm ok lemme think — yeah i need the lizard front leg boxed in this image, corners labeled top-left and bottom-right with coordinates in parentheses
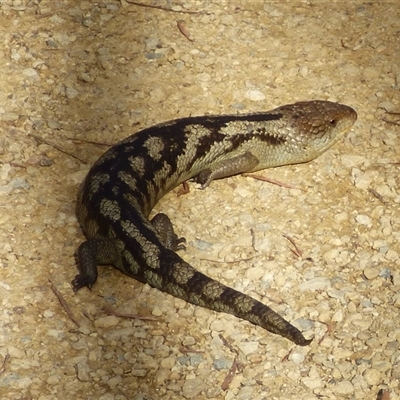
top-left (195, 151), bottom-right (259, 188)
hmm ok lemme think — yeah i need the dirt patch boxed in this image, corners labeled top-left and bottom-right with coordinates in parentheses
top-left (0, 1), bottom-right (399, 399)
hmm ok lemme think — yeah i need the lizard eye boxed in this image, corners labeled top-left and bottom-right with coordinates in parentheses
top-left (329, 119), bottom-right (337, 126)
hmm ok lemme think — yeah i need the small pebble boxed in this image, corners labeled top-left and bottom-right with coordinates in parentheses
top-left (182, 378), bottom-right (207, 399)
top-left (333, 380), bottom-right (355, 395)
top-left (182, 336), bottom-right (196, 346)
top-left (189, 354), bottom-right (202, 367)
top-left (237, 386), bottom-right (254, 400)
top-left (363, 267), bottom-right (379, 280)
top-left (236, 340), bottom-right (259, 356)
top-left (379, 268), bottom-right (392, 279)
top-left (160, 356), bottom-right (175, 369)
top-left (289, 351), bottom-right (306, 364)
top-left (244, 89), bottom-right (265, 101)
top-left (131, 369), bottom-right (147, 377)
top-left (363, 368), bottom-right (382, 385)
top-left (94, 316), bottom-right (119, 328)
top-left (75, 361), bottom-right (90, 382)
top-left (22, 67), bottom-right (39, 79)
top-left (299, 277), bottom-right (330, 291)
top-left (295, 318), bottom-right (315, 331)
top-left (355, 214), bottom-right (372, 227)
top-left (65, 86), bottom-right (79, 99)
top-left (213, 358), bottom-right (232, 370)
top-left (11, 178), bottom-right (30, 189)
top-left (302, 376), bottom-right (323, 390)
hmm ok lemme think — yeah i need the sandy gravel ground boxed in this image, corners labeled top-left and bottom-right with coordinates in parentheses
top-left (0, 1), bottom-right (399, 399)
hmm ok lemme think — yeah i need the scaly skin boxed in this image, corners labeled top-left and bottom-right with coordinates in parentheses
top-left (73, 100), bottom-right (357, 346)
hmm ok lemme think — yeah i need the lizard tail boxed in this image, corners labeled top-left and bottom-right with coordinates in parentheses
top-left (155, 250), bottom-right (312, 346)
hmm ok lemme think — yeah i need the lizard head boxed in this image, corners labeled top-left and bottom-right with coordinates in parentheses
top-left (275, 100), bottom-right (358, 163)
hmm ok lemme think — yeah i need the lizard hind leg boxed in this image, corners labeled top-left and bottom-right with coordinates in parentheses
top-left (72, 238), bottom-right (119, 292)
top-left (151, 213), bottom-right (186, 251)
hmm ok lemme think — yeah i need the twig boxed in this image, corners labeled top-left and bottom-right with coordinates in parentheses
top-left (317, 320), bottom-right (334, 344)
top-left (368, 188), bottom-right (388, 204)
top-left (282, 234), bottom-right (303, 258)
top-left (221, 357), bottom-right (238, 391)
top-left (382, 117), bottom-right (400, 126)
top-left (125, 1), bottom-right (212, 14)
top-left (340, 39), bottom-right (351, 49)
top-left (281, 347), bottom-right (294, 362)
top-left (384, 110), bottom-right (400, 115)
top-left (199, 255), bottom-right (258, 265)
top-left (69, 137), bottom-right (114, 147)
top-left (179, 347), bottom-right (204, 354)
top-left (377, 389), bottom-right (390, 400)
top-left (382, 109), bottom-right (400, 126)
top-left (29, 133), bottom-right (86, 164)
top-left (219, 334), bottom-right (238, 355)
top-left (82, 310), bottom-right (91, 321)
top-left (10, 162), bottom-right (27, 169)
top-left (242, 173), bottom-right (303, 190)
top-left (177, 20), bottom-right (194, 42)
top-left (373, 162), bottom-right (400, 166)
top-left (218, 333), bottom-right (244, 390)
top-left (49, 280), bottom-right (80, 328)
top-left (0, 354), bottom-right (10, 375)
top-left (37, 9), bottom-right (63, 19)
top-left (104, 307), bottom-right (158, 321)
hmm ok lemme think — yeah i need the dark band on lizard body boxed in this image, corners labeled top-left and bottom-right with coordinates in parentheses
top-left (73, 100), bottom-right (357, 346)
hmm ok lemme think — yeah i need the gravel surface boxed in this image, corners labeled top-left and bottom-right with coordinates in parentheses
top-left (0, 1), bottom-right (399, 399)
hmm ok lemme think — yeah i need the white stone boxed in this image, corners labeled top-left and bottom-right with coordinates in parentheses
top-left (355, 214), bottom-right (372, 227)
top-left (236, 340), bottom-right (259, 355)
top-left (340, 155), bottom-right (368, 167)
top-left (332, 309), bottom-right (343, 322)
top-left (22, 67), bottom-right (39, 79)
top-left (302, 376), bottom-right (322, 389)
top-left (289, 351), bottom-right (306, 364)
top-left (245, 265), bottom-right (267, 281)
top-left (334, 212), bottom-right (348, 223)
top-left (244, 89), bottom-right (265, 101)
top-left (298, 277), bottom-right (330, 291)
top-left (253, 235), bottom-right (272, 253)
